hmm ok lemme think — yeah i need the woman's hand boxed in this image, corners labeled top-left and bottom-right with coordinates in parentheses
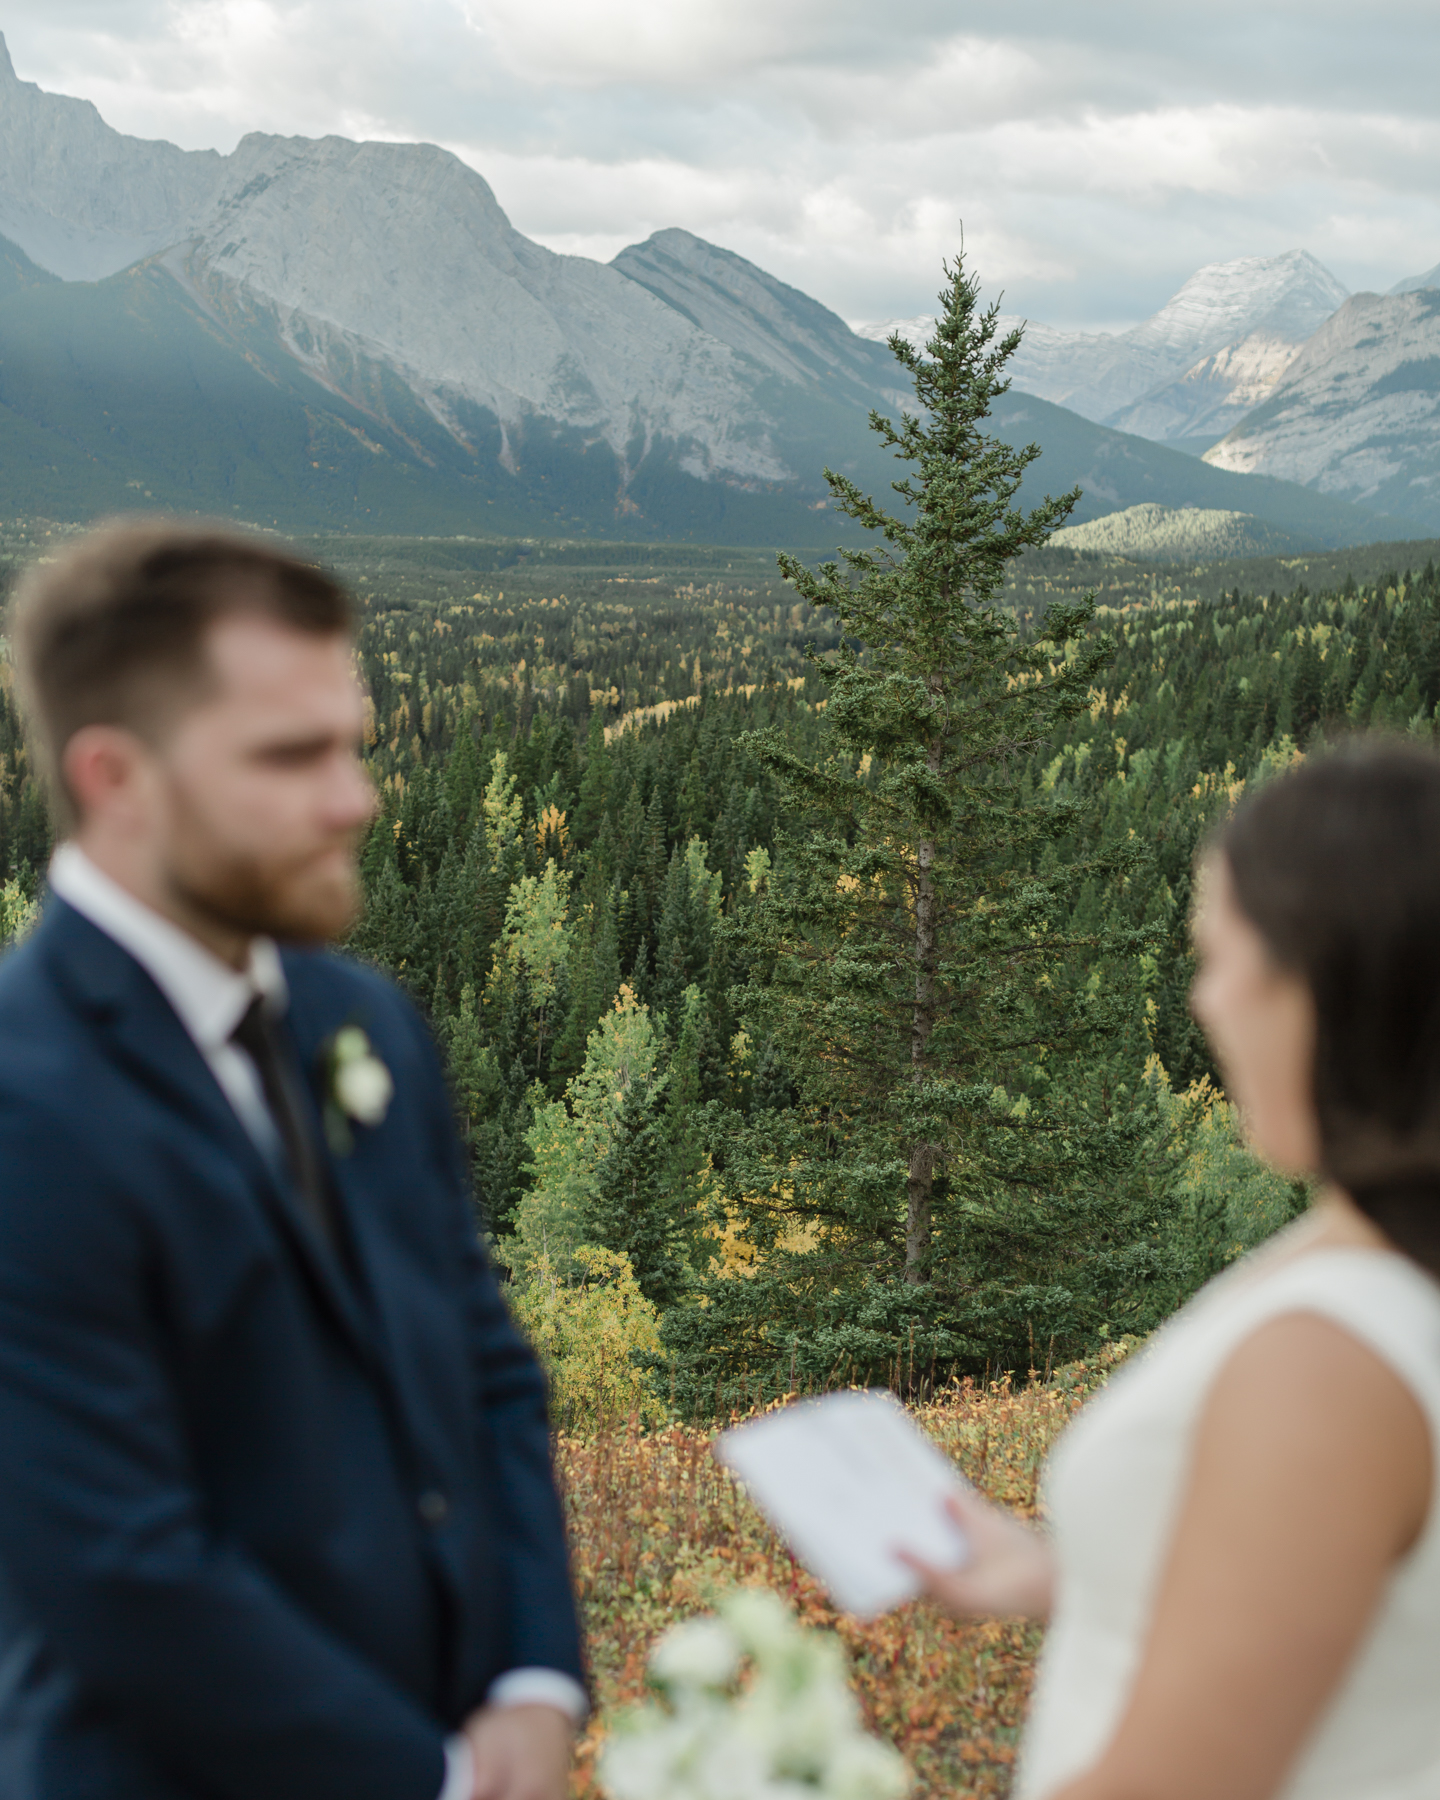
top-left (899, 1488), bottom-right (1055, 1620)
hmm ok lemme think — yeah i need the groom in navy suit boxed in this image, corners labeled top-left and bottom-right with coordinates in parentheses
top-left (0, 524), bottom-right (585, 1798)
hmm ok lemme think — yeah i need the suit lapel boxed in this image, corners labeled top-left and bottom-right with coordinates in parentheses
top-left (281, 973), bottom-right (460, 1477)
top-left (44, 902), bottom-right (382, 1371)
top-left (281, 991), bottom-right (416, 1382)
top-left (283, 976), bottom-right (477, 1698)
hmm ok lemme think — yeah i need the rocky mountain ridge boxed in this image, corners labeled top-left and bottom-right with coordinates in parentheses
top-left (0, 36), bottom-right (221, 280)
top-left (175, 136), bottom-right (787, 486)
top-left (0, 36), bottom-right (897, 513)
top-left (1391, 262), bottom-right (1440, 296)
top-left (1203, 289), bottom-right (1440, 527)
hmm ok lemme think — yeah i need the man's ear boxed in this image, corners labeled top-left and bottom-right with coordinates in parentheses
top-left (60, 724), bottom-right (152, 828)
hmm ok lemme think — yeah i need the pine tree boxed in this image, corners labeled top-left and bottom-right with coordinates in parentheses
top-left (515, 983), bottom-right (670, 1279)
top-left (1284, 635), bottom-right (1324, 742)
top-left (589, 1080), bottom-right (689, 1307)
top-left (573, 708), bottom-right (611, 847)
top-left (348, 852), bottom-right (417, 978)
top-left (686, 251), bottom-right (1155, 1396)
top-left (662, 982), bottom-right (709, 1216)
top-left (444, 712), bottom-right (484, 830)
top-left (487, 860), bottom-right (573, 1082)
top-left (654, 839), bottom-right (719, 1022)
top-left (552, 879), bottom-right (622, 1084)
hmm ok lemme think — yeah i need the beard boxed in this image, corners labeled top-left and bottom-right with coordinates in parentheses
top-left (160, 783), bottom-right (363, 946)
top-left (170, 844), bottom-right (361, 944)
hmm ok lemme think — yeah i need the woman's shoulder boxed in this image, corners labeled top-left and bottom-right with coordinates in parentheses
top-left (1047, 1228), bottom-right (1440, 1537)
top-left (1074, 1221), bottom-right (1440, 1445)
top-left (1221, 1238), bottom-right (1440, 1414)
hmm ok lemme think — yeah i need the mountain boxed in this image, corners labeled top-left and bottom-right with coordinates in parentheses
top-left (0, 227), bottom-right (1385, 549)
top-left (1391, 262), bottom-right (1440, 296)
top-left (0, 36), bottom-right (222, 281)
top-left (1018, 252), bottom-right (1348, 436)
top-left (0, 36), bottom-right (1412, 550)
top-left (1101, 253), bottom-right (1349, 447)
top-left (172, 143), bottom-right (850, 494)
top-left (1202, 289), bottom-right (1440, 531)
top-left (611, 228), bottom-right (907, 409)
top-left (858, 252), bottom-right (1349, 452)
top-left (0, 37), bottom-right (906, 539)
top-left (986, 390), bottom-right (1400, 548)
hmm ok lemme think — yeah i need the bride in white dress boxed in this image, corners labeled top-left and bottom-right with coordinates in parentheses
top-left (907, 742), bottom-right (1440, 1800)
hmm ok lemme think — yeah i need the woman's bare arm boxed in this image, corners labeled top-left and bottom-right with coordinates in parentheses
top-left (1058, 1312), bottom-right (1430, 1800)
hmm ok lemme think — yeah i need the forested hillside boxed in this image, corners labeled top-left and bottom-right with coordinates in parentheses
top-left (2, 497), bottom-right (1439, 1418)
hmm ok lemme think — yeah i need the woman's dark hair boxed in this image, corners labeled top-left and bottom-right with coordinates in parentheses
top-left (1220, 741), bottom-right (1440, 1274)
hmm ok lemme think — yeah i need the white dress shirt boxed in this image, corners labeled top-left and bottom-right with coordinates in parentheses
top-left (48, 841), bottom-right (288, 1160)
top-left (47, 845), bottom-right (587, 1799)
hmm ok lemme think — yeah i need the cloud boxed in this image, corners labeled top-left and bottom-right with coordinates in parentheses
top-left (3, 0), bottom-right (1439, 327)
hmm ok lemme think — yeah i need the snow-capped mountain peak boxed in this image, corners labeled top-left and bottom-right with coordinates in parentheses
top-left (1126, 249), bottom-right (1347, 358)
top-left (858, 250), bottom-right (1350, 452)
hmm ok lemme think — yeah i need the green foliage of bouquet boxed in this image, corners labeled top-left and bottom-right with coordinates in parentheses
top-left (599, 1589), bottom-right (910, 1800)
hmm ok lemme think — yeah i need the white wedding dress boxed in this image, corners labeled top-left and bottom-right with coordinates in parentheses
top-left (1017, 1217), bottom-right (1440, 1800)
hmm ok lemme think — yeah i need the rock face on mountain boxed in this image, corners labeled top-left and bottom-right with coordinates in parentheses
top-left (0, 35), bottom-right (899, 520)
top-left (1109, 329), bottom-right (1311, 449)
top-left (611, 228), bottom-right (905, 408)
top-left (0, 37), bottom-right (221, 280)
top-left (1013, 252), bottom-right (1348, 447)
top-left (173, 136), bottom-right (793, 486)
top-left (1202, 289), bottom-right (1440, 530)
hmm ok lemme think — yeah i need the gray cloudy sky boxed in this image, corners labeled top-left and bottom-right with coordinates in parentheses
top-left (5, 0), bottom-right (1439, 329)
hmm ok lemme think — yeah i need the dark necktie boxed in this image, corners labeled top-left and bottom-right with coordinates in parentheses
top-left (231, 996), bottom-right (339, 1253)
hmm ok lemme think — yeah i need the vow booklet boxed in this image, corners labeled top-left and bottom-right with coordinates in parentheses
top-left (714, 1389), bottom-right (971, 1618)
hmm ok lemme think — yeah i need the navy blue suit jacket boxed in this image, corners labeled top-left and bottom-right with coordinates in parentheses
top-left (0, 900), bottom-right (582, 1799)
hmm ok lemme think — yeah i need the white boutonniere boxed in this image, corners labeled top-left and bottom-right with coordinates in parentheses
top-left (320, 1025), bottom-right (394, 1154)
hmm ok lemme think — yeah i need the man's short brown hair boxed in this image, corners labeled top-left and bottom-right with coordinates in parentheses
top-left (8, 518), bottom-right (353, 827)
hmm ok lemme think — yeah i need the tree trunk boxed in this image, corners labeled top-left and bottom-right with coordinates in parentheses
top-left (906, 829), bottom-right (938, 1284)
top-left (905, 1141), bottom-right (934, 1283)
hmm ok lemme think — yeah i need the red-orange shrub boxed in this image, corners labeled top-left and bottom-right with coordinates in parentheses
top-left (560, 1356), bottom-right (1126, 1800)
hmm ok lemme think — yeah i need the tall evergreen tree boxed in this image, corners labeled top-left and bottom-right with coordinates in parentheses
top-left (573, 707), bottom-right (610, 848)
top-left (590, 1080), bottom-right (689, 1307)
top-left (681, 252), bottom-right (1156, 1395)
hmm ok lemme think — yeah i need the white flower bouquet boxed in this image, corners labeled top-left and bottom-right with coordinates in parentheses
top-left (598, 1590), bottom-right (910, 1800)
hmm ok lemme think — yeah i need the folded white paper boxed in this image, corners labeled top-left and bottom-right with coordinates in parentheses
top-left (714, 1389), bottom-right (970, 1619)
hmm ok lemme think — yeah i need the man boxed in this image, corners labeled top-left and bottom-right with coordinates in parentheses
top-left (0, 522), bottom-right (585, 1799)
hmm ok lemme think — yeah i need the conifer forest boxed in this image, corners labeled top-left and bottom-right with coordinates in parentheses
top-left (3, 258), bottom-right (1440, 1422)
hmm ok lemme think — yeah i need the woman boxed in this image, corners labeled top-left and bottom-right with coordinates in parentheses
top-left (909, 742), bottom-right (1440, 1800)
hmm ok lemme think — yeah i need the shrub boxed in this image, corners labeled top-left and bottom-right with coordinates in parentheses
top-left (511, 1245), bottom-right (666, 1430)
